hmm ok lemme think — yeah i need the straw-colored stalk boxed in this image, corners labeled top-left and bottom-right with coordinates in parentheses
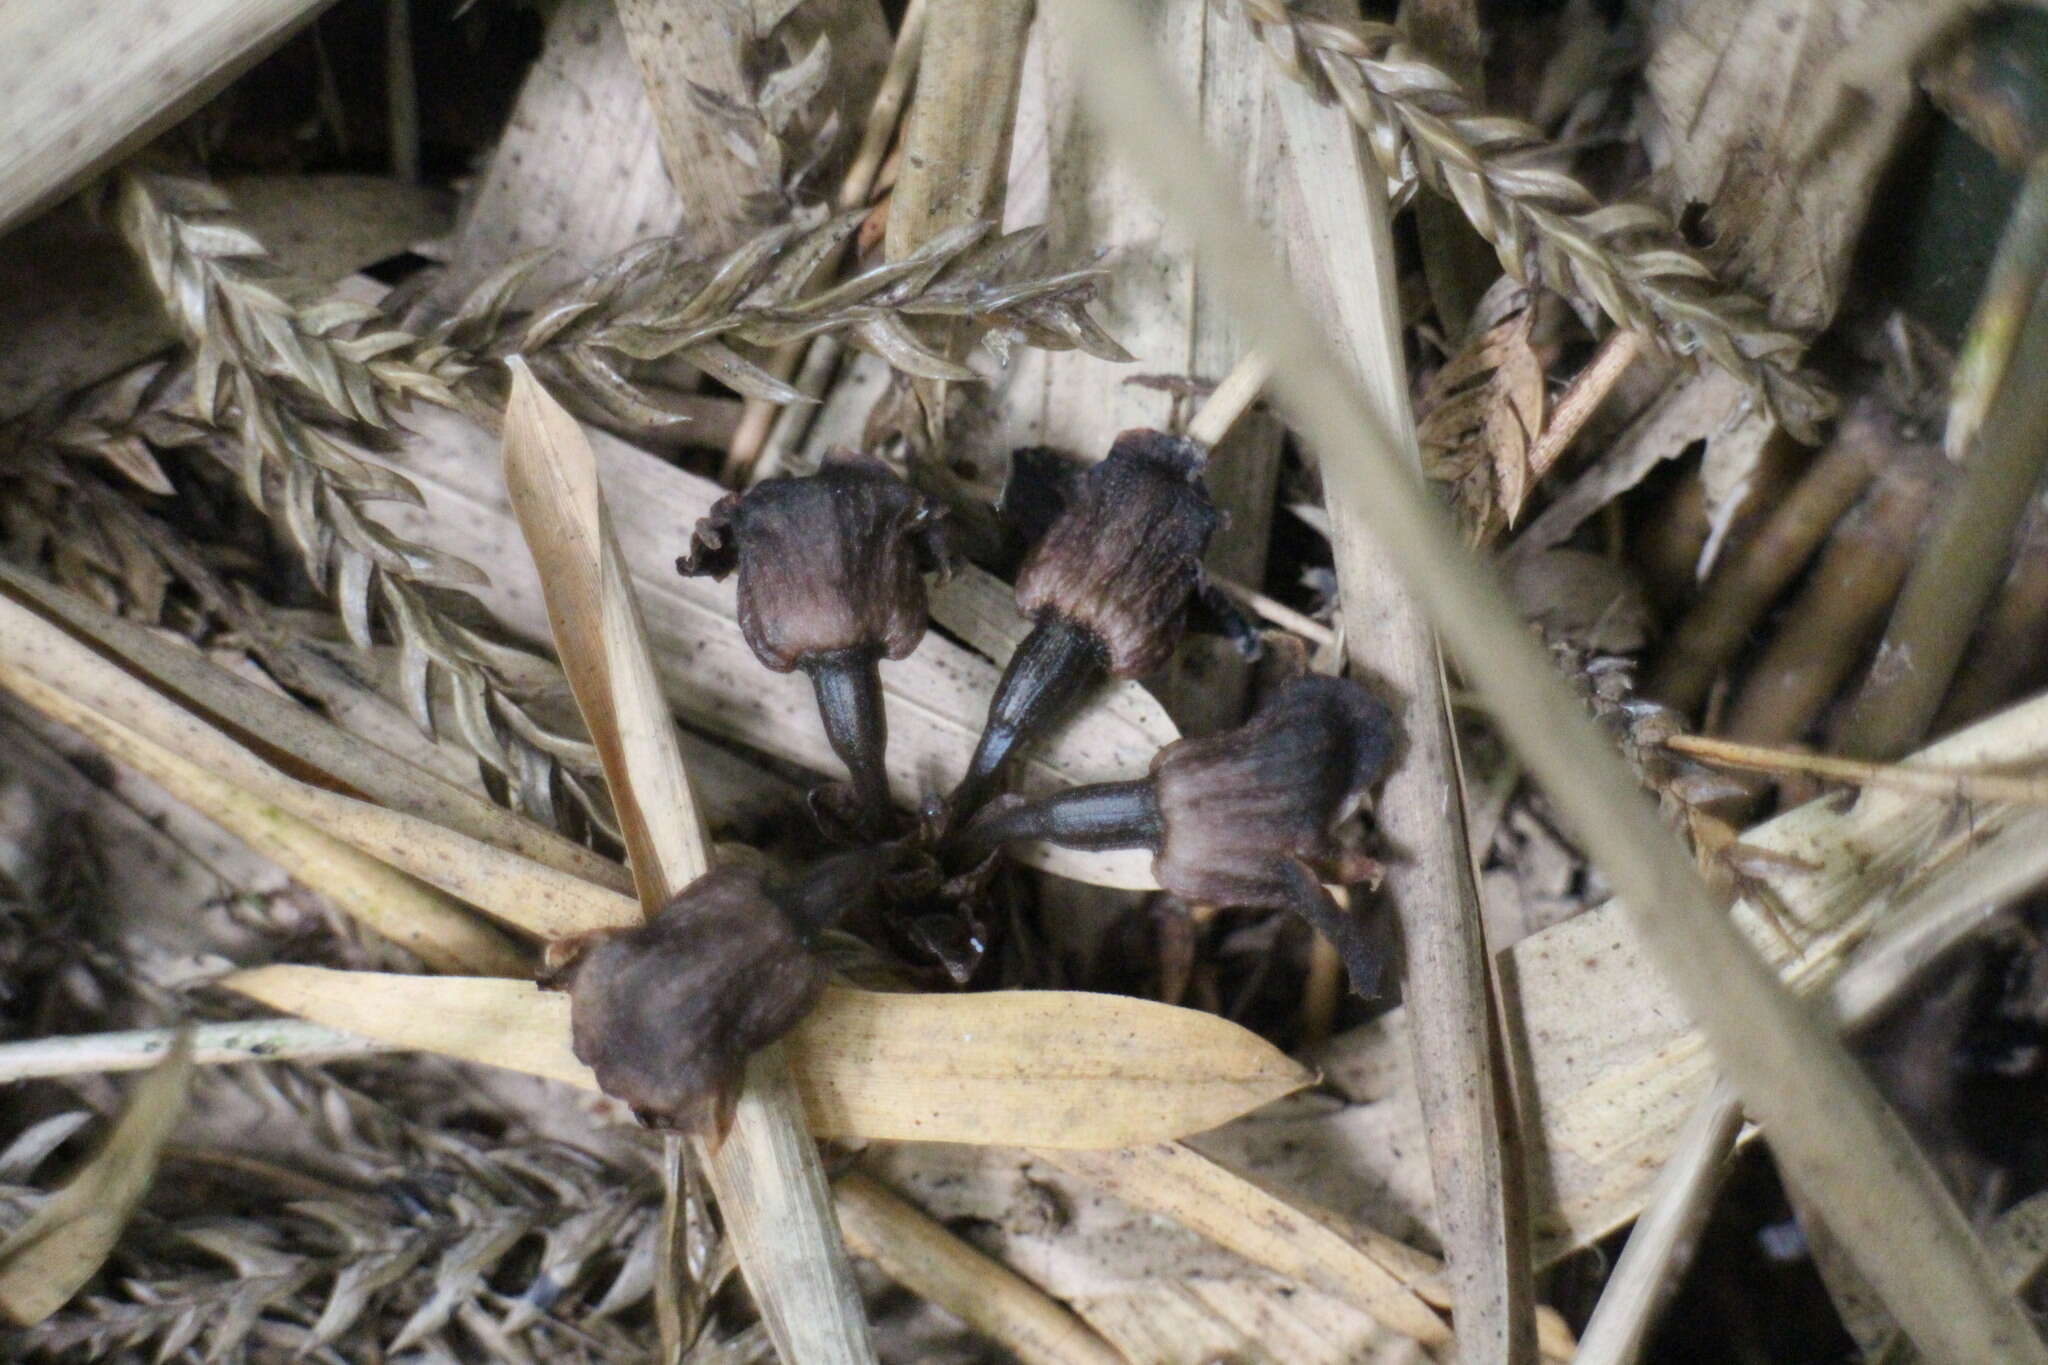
top-left (1040, 3), bottom-right (2046, 1358)
top-left (1724, 469), bottom-right (1932, 747)
top-left (498, 362), bottom-right (874, 1365)
top-left (1837, 285), bottom-right (2048, 760)
top-left (1648, 405), bottom-right (1885, 712)
top-left (1268, 50), bottom-right (1536, 1364)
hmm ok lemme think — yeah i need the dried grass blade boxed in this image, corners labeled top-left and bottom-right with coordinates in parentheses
top-left (0, 565), bottom-right (626, 892)
top-left (221, 968), bottom-right (1311, 1147)
top-left (0, 1036), bottom-right (193, 1326)
top-left (1041, 3), bottom-right (2048, 1359)
top-left (497, 360), bottom-right (874, 1365)
top-left (500, 357), bottom-right (708, 896)
top-left (834, 1172), bottom-right (1125, 1365)
top-left (1270, 62), bottom-right (1534, 1362)
top-left (0, 659), bottom-right (529, 978)
top-left (0, 1), bottom-right (333, 235)
top-left (1041, 1143), bottom-right (1452, 1349)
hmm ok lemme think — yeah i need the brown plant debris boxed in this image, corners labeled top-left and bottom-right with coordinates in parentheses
top-left (1237, 0), bottom-right (1835, 440)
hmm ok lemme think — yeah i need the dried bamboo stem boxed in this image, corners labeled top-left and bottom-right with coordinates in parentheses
top-left (1667, 733), bottom-right (2048, 807)
top-left (835, 1172), bottom-right (1126, 1365)
top-left (1267, 55), bottom-right (1535, 1365)
top-left (882, 0), bottom-right (1036, 479)
top-left (1186, 350), bottom-right (1276, 447)
top-left (0, 0), bottom-right (336, 236)
top-left (1935, 534), bottom-right (2048, 731)
top-left (1042, 5), bottom-right (2048, 1356)
top-left (1571, 1081), bottom-right (1744, 1365)
top-left (1527, 328), bottom-right (1644, 486)
top-left (1724, 470), bottom-right (1932, 746)
top-left (1837, 291), bottom-right (2048, 759)
top-left (1211, 576), bottom-right (1338, 648)
top-left (1948, 153), bottom-right (2048, 457)
top-left (0, 1020), bottom-right (388, 1083)
top-left (1648, 406), bottom-right (1886, 712)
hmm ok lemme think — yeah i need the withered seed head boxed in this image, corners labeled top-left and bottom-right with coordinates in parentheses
top-left (678, 448), bottom-right (952, 673)
top-left (1013, 428), bottom-right (1219, 678)
top-left (563, 860), bottom-right (860, 1142)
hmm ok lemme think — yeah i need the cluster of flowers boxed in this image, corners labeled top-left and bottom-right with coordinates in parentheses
top-left (553, 432), bottom-right (1397, 1140)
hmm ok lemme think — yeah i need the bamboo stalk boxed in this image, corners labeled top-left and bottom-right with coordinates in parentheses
top-left (0, 1020), bottom-right (388, 1083)
top-left (1934, 532), bottom-right (2048, 732)
top-left (0, 0), bottom-right (337, 236)
top-left (1723, 469), bottom-right (1932, 746)
top-left (1570, 1081), bottom-right (1745, 1365)
top-left (881, 0), bottom-right (1035, 479)
top-left (1837, 288), bottom-right (2048, 759)
top-left (1648, 404), bottom-right (1885, 712)
top-left (1267, 55), bottom-right (1535, 1365)
top-left (1948, 154), bottom-right (2048, 458)
top-left (1041, 5), bottom-right (2048, 1356)
top-left (1667, 733), bottom-right (2048, 807)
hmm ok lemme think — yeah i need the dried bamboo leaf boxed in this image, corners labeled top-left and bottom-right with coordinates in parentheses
top-left (1044, 4), bottom-right (2048, 1359)
top-left (834, 1172), bottom-right (1125, 1365)
top-left (0, 1038), bottom-right (193, 1326)
top-left (1041, 1144), bottom-right (1450, 1348)
top-left (500, 358), bottom-right (709, 898)
top-left (496, 360), bottom-right (874, 1365)
top-left (0, 567), bottom-right (627, 891)
top-left (222, 968), bottom-right (1311, 1148)
top-left (0, 662), bottom-right (531, 978)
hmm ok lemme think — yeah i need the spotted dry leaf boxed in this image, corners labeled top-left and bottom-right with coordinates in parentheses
top-left (1418, 304), bottom-right (1544, 542)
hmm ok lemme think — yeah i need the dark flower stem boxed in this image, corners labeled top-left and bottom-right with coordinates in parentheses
top-left (804, 648), bottom-right (894, 836)
top-left (958, 779), bottom-right (1161, 859)
top-left (954, 617), bottom-right (1109, 817)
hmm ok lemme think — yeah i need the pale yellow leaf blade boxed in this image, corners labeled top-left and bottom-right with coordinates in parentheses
top-left (499, 360), bottom-right (872, 1365)
top-left (0, 660), bottom-right (529, 978)
top-left (0, 565), bottom-right (628, 893)
top-left (500, 357), bottom-right (708, 903)
top-left (0, 1037), bottom-right (194, 1326)
top-left (223, 968), bottom-right (1313, 1147)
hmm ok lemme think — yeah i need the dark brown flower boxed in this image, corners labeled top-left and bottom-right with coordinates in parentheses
top-left (958, 676), bottom-right (1396, 994)
top-left (953, 429), bottom-right (1219, 817)
top-left (1014, 428), bottom-right (1218, 677)
top-left (679, 450), bottom-right (952, 832)
top-left (560, 854), bottom-right (878, 1142)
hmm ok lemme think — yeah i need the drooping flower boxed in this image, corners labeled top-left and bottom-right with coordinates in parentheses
top-left (680, 450), bottom-right (952, 833)
top-left (558, 853), bottom-right (880, 1141)
top-left (960, 675), bottom-right (1396, 994)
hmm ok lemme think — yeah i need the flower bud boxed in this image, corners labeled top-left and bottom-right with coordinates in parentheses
top-left (561, 855), bottom-right (876, 1142)
top-left (679, 450), bottom-right (951, 832)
